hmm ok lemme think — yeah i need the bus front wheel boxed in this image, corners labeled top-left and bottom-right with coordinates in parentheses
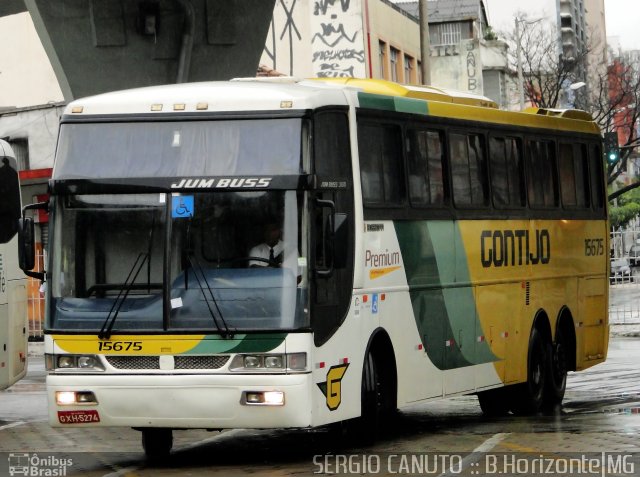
top-left (142, 428), bottom-right (173, 460)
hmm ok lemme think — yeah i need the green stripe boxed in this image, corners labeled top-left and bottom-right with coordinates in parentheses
top-left (185, 333), bottom-right (287, 354)
top-left (395, 221), bottom-right (497, 370)
top-left (358, 92), bottom-right (428, 115)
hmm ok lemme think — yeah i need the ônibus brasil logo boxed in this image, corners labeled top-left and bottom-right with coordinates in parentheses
top-left (8, 453), bottom-right (73, 476)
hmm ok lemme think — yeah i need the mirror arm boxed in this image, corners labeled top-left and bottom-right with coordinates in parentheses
top-left (22, 201), bottom-right (48, 218)
top-left (24, 270), bottom-right (45, 281)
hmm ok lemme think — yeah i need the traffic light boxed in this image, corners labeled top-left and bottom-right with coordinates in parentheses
top-left (604, 131), bottom-right (619, 164)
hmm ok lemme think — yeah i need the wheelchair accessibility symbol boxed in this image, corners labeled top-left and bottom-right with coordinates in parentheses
top-left (172, 195), bottom-right (194, 218)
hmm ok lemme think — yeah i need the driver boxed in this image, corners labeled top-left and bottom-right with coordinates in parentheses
top-left (249, 221), bottom-right (284, 267)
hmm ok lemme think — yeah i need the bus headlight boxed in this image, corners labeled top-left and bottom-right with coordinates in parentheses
top-left (230, 353), bottom-right (307, 373)
top-left (46, 354), bottom-right (105, 372)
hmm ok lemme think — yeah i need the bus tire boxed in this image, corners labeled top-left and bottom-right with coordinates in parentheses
top-left (510, 328), bottom-right (547, 415)
top-left (142, 428), bottom-right (173, 460)
top-left (544, 328), bottom-right (568, 407)
top-left (359, 350), bottom-right (381, 441)
top-left (477, 387), bottom-right (509, 416)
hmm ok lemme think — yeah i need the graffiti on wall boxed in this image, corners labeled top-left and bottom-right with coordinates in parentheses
top-left (260, 0), bottom-right (366, 78)
top-left (311, 0), bottom-right (365, 78)
top-left (261, 0), bottom-right (307, 77)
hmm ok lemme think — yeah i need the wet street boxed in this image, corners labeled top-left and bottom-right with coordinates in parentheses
top-left (0, 335), bottom-right (639, 476)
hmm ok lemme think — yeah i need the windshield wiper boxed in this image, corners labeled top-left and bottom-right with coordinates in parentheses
top-left (186, 253), bottom-right (234, 339)
top-left (98, 253), bottom-right (149, 340)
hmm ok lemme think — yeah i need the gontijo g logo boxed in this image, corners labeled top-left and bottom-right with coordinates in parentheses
top-left (317, 363), bottom-right (349, 411)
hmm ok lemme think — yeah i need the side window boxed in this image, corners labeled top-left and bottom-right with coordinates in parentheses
top-left (559, 142), bottom-right (590, 208)
top-left (526, 140), bottom-right (558, 208)
top-left (559, 143), bottom-right (577, 206)
top-left (589, 143), bottom-right (605, 209)
top-left (574, 143), bottom-right (590, 208)
top-left (314, 111), bottom-right (351, 178)
top-left (450, 132), bottom-right (487, 206)
top-left (406, 129), bottom-right (445, 206)
top-left (358, 123), bottom-right (404, 206)
top-left (489, 136), bottom-right (524, 208)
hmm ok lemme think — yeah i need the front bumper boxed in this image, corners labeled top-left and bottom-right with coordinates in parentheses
top-left (47, 372), bottom-right (313, 429)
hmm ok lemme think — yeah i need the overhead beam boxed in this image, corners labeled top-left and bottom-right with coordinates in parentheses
top-left (22, 0), bottom-right (276, 100)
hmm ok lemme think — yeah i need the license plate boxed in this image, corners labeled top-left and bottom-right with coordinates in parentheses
top-left (58, 410), bottom-right (100, 424)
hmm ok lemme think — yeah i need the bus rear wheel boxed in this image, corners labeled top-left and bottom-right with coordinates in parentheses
top-left (544, 328), bottom-right (568, 408)
top-left (510, 328), bottom-right (547, 415)
top-left (142, 428), bottom-right (173, 460)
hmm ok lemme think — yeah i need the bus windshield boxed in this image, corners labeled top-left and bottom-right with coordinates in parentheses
top-left (53, 118), bottom-right (304, 180)
top-left (50, 191), bottom-right (309, 332)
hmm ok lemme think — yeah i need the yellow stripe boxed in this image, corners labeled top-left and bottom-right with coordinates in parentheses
top-left (52, 334), bottom-right (205, 355)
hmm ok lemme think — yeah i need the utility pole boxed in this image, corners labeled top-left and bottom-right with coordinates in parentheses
top-left (419, 0), bottom-right (431, 85)
top-left (516, 18), bottom-right (524, 110)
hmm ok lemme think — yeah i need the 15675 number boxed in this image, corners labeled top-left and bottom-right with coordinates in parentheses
top-left (98, 341), bottom-right (143, 352)
top-left (585, 238), bottom-right (604, 256)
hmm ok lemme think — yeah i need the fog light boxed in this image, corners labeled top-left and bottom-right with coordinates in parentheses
top-left (76, 391), bottom-right (97, 404)
top-left (264, 356), bottom-right (283, 368)
top-left (243, 391), bottom-right (285, 406)
top-left (263, 391), bottom-right (285, 405)
top-left (246, 392), bottom-right (263, 404)
top-left (56, 391), bottom-right (76, 405)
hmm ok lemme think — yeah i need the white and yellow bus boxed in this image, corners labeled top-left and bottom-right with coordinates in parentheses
top-left (0, 139), bottom-right (28, 390)
top-left (19, 78), bottom-right (608, 457)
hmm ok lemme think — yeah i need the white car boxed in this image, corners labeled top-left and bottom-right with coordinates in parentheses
top-left (610, 257), bottom-right (632, 283)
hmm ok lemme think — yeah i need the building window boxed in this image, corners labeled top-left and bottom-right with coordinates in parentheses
top-left (389, 47), bottom-right (399, 82)
top-left (8, 138), bottom-right (29, 170)
top-left (430, 22), bottom-right (462, 46)
top-left (379, 41), bottom-right (387, 79)
top-left (404, 54), bottom-right (414, 84)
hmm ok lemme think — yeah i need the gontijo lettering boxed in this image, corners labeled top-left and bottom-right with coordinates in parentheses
top-left (481, 229), bottom-right (550, 268)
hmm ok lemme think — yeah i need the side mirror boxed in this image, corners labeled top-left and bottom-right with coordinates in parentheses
top-left (18, 218), bottom-right (36, 270)
top-left (18, 201), bottom-right (48, 281)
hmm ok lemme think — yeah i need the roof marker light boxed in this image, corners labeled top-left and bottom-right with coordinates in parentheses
top-left (151, 104), bottom-right (163, 112)
top-left (174, 103), bottom-right (185, 111)
top-left (71, 106), bottom-right (84, 114)
top-left (196, 102), bottom-right (209, 110)
top-left (280, 100), bottom-right (293, 109)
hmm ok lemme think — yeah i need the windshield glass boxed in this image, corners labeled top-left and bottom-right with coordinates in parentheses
top-left (50, 192), bottom-right (309, 332)
top-left (53, 119), bottom-right (303, 179)
top-left (169, 190), bottom-right (307, 331)
top-left (51, 194), bottom-right (166, 331)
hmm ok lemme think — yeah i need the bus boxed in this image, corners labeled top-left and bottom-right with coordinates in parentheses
top-left (18, 78), bottom-right (608, 457)
top-left (0, 139), bottom-right (28, 390)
